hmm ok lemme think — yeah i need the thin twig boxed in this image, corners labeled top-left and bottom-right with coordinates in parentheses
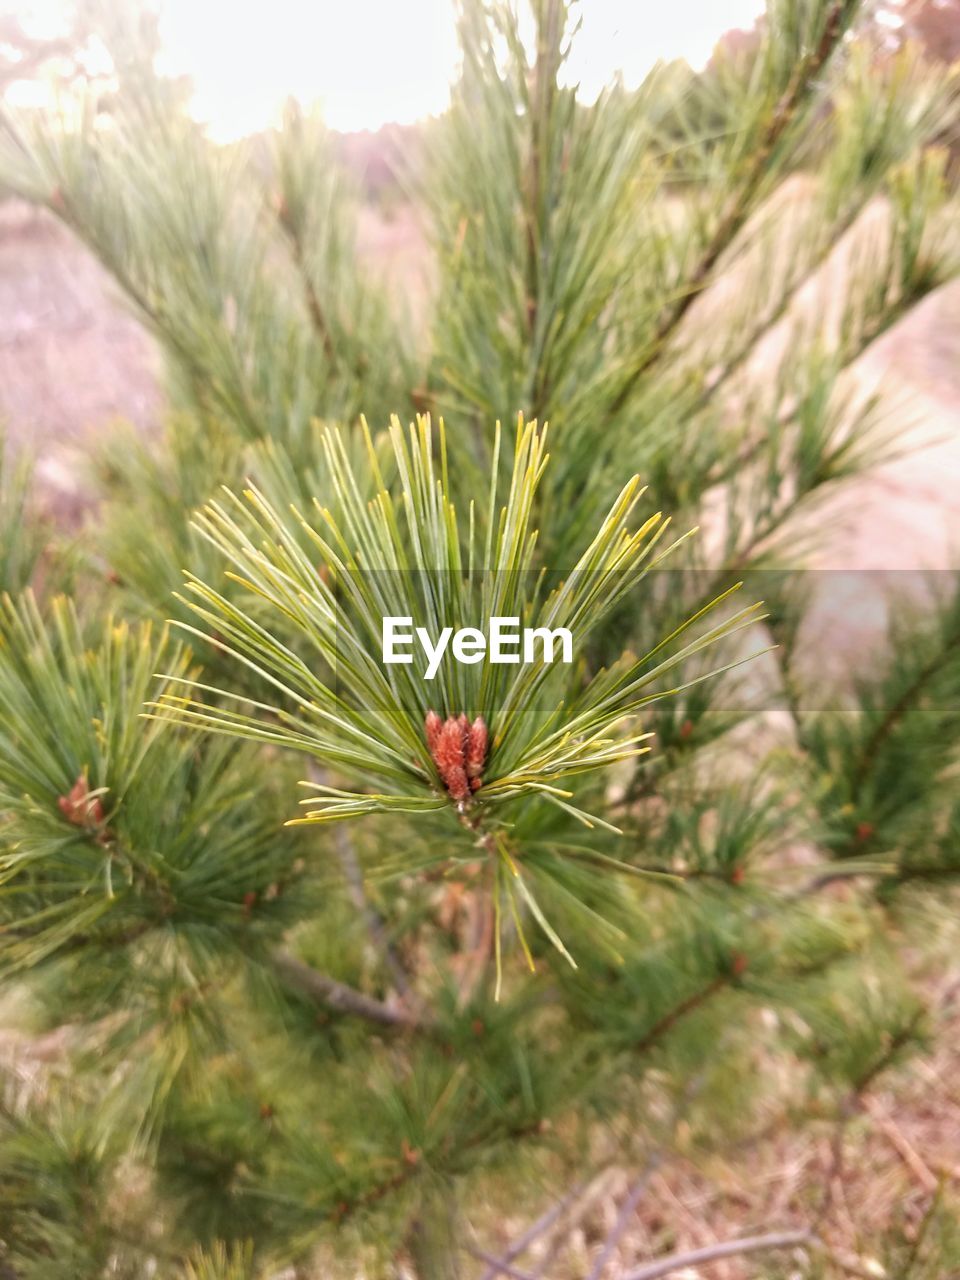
top-left (527, 1172), bottom-right (619, 1279)
top-left (607, 0), bottom-right (852, 418)
top-left (524, 0), bottom-right (563, 420)
top-left (621, 1228), bottom-right (813, 1280)
top-left (861, 1095), bottom-right (938, 1193)
top-left (271, 949), bottom-right (426, 1029)
top-left (333, 822), bottom-right (413, 997)
top-left (479, 1176), bottom-right (598, 1280)
top-left (586, 1159), bottom-right (661, 1280)
top-left (816, 1099), bottom-right (854, 1229)
top-left (274, 203), bottom-right (337, 364)
top-left (468, 1246), bottom-right (535, 1280)
top-left (817, 1004), bottom-right (928, 1227)
top-left (854, 1006), bottom-right (926, 1097)
top-left (853, 628), bottom-right (960, 788)
top-left (900, 1181), bottom-right (944, 1275)
top-left (310, 763), bottom-right (414, 999)
top-left (632, 976), bottom-right (728, 1054)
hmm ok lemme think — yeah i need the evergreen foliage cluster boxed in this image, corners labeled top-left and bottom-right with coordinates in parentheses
top-left (0, 1), bottom-right (959, 1276)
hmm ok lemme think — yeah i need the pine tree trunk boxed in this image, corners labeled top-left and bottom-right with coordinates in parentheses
top-left (407, 1177), bottom-right (461, 1280)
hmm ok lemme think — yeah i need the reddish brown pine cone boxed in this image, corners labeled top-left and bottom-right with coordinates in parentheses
top-left (425, 710), bottom-right (489, 803)
top-left (465, 716), bottom-right (488, 792)
top-left (58, 774), bottom-right (105, 829)
top-left (425, 709), bottom-right (443, 754)
top-left (434, 717), bottom-right (470, 801)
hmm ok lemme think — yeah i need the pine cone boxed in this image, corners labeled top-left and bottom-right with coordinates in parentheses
top-left (58, 774), bottom-right (105, 829)
top-left (434, 717), bottom-right (470, 801)
top-left (425, 710), bottom-right (488, 802)
top-left (425, 709), bottom-right (443, 753)
top-left (465, 716), bottom-right (488, 791)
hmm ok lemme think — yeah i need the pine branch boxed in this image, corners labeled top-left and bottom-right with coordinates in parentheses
top-left (608, 0), bottom-right (857, 417)
top-left (326, 1115), bottom-right (550, 1238)
top-left (270, 949), bottom-right (427, 1029)
top-left (28, 169), bottom-right (266, 442)
top-left (524, 0), bottom-right (563, 418)
top-left (853, 629), bottom-right (960, 788)
top-left (631, 974), bottom-right (729, 1055)
top-left (483, 1032), bottom-right (912, 1280)
top-left (307, 763), bottom-right (414, 997)
top-left (276, 202), bottom-right (338, 365)
top-left (333, 823), bottom-right (414, 998)
top-left (851, 1004), bottom-right (926, 1096)
top-left (5, 2), bottom-right (960, 1266)
top-left (152, 415), bottom-right (761, 969)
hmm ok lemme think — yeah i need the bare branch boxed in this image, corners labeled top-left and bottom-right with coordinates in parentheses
top-left (333, 822), bottom-right (414, 997)
top-left (621, 1228), bottom-right (813, 1280)
top-left (468, 1247), bottom-right (535, 1280)
top-left (586, 1159), bottom-right (661, 1280)
top-left (273, 196), bottom-right (337, 364)
top-left (479, 1176), bottom-right (598, 1280)
top-left (271, 948), bottom-right (427, 1029)
top-left (861, 1095), bottom-right (938, 1193)
top-left (309, 762), bottom-right (415, 999)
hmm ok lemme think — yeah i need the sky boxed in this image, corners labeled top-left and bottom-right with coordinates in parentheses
top-left (10, 0), bottom-right (768, 139)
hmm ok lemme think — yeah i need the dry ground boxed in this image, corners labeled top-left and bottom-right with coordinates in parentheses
top-left (1, 197), bottom-right (959, 1278)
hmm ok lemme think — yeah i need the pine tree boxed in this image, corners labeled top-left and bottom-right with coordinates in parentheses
top-left (1, 1), bottom-right (959, 1276)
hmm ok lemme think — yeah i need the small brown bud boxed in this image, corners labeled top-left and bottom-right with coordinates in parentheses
top-left (435, 717), bottom-right (470, 801)
top-left (58, 774), bottom-right (105, 829)
top-left (425, 709), bottom-right (443, 753)
top-left (400, 1137), bottom-right (420, 1166)
top-left (465, 716), bottom-right (488, 785)
top-left (425, 711), bottom-right (488, 803)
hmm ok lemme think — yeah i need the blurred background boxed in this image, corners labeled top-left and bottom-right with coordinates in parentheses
top-left (0, 0), bottom-right (958, 572)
